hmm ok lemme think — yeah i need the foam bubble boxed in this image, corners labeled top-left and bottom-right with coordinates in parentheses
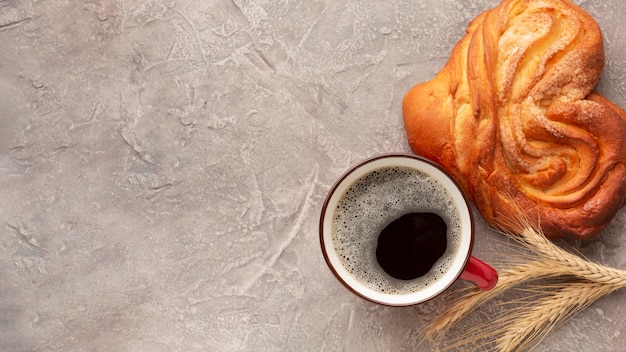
top-left (331, 166), bottom-right (463, 295)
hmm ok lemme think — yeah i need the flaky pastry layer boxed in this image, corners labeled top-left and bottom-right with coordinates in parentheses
top-left (403, 0), bottom-right (626, 239)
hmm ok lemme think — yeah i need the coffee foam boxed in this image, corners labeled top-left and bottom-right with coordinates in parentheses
top-left (331, 166), bottom-right (462, 295)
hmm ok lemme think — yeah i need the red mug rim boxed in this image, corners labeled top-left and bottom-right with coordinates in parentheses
top-left (319, 153), bottom-right (475, 306)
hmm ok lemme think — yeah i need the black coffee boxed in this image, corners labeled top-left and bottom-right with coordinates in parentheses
top-left (376, 212), bottom-right (447, 280)
top-left (331, 165), bottom-right (462, 295)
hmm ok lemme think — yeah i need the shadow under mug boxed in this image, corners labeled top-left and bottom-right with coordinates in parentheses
top-left (319, 154), bottom-right (498, 306)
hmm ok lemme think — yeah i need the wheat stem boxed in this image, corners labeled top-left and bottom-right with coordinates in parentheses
top-left (425, 220), bottom-right (626, 351)
top-left (496, 282), bottom-right (622, 351)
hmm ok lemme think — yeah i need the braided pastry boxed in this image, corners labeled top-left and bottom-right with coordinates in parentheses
top-left (403, 0), bottom-right (626, 239)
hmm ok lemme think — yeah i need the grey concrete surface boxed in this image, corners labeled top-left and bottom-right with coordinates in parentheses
top-left (1, 0), bottom-right (625, 351)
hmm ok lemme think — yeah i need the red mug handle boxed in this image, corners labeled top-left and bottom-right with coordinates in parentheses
top-left (460, 256), bottom-right (498, 290)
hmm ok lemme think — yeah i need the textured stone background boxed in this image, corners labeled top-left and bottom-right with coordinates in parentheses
top-left (1, 0), bottom-right (625, 351)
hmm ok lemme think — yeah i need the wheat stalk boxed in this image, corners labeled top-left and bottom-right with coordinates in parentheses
top-left (425, 216), bottom-right (626, 351)
top-left (495, 282), bottom-right (621, 351)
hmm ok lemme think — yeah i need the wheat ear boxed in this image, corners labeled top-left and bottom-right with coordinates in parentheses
top-left (495, 282), bottom-right (622, 352)
top-left (426, 218), bottom-right (626, 351)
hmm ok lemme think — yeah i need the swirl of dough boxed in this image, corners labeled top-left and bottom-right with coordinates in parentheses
top-left (403, 0), bottom-right (626, 239)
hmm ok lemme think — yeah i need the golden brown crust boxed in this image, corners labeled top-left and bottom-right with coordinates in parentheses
top-left (403, 0), bottom-right (626, 239)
